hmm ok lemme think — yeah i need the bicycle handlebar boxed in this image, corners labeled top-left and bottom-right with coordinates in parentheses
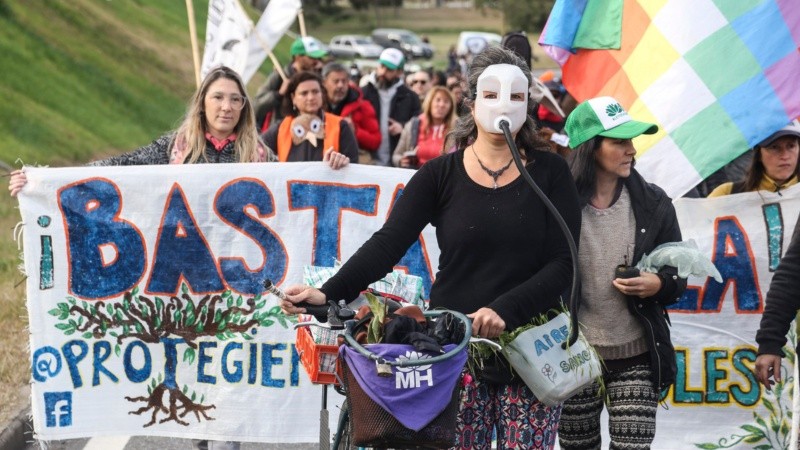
top-left (341, 310), bottom-right (473, 367)
top-left (286, 285), bottom-right (474, 368)
top-left (295, 302), bottom-right (333, 323)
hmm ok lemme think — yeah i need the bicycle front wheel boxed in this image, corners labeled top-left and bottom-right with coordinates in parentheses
top-left (333, 398), bottom-right (355, 450)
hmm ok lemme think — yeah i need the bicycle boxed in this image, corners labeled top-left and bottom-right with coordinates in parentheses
top-left (291, 294), bottom-right (475, 450)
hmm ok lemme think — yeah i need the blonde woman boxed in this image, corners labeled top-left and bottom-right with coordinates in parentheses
top-left (9, 66), bottom-right (272, 195)
top-left (392, 85), bottom-right (457, 168)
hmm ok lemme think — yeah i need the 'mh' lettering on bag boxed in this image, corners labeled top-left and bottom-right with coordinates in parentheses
top-left (534, 325), bottom-right (569, 356)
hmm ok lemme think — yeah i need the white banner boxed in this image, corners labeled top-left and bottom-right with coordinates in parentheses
top-left (200, 0), bottom-right (254, 79)
top-left (241, 0), bottom-right (302, 84)
top-left (19, 163), bottom-right (437, 442)
top-left (18, 163), bottom-right (800, 447)
top-left (653, 186), bottom-right (800, 449)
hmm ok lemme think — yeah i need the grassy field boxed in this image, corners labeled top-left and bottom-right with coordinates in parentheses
top-left (0, 1), bottom-right (199, 166)
top-left (0, 191), bottom-right (27, 425)
top-left (0, 1), bottom-right (557, 427)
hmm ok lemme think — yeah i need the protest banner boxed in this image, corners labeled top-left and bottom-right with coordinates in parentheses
top-left (18, 163), bottom-right (436, 442)
top-left (16, 163), bottom-right (800, 447)
top-left (655, 187), bottom-right (800, 449)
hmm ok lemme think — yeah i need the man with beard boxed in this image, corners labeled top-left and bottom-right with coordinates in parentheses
top-left (362, 48), bottom-right (421, 166)
top-left (323, 62), bottom-right (381, 162)
top-left (253, 36), bottom-right (328, 130)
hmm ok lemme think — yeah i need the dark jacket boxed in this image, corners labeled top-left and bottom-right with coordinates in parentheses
top-left (330, 84), bottom-right (381, 152)
top-left (361, 77), bottom-right (421, 154)
top-left (611, 168), bottom-right (687, 392)
top-left (756, 218), bottom-right (800, 357)
top-left (87, 133), bottom-right (268, 166)
top-left (253, 63), bottom-right (297, 130)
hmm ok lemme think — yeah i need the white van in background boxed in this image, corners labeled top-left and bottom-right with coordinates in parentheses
top-left (456, 31), bottom-right (503, 57)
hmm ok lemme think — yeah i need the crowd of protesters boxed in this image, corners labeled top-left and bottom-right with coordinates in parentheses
top-left (8, 31), bottom-right (800, 450)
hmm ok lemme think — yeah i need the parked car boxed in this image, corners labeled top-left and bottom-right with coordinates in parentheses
top-left (328, 35), bottom-right (384, 59)
top-left (456, 31), bottom-right (502, 57)
top-left (371, 28), bottom-right (434, 60)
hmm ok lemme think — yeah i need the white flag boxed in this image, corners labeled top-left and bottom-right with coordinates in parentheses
top-left (200, 0), bottom-right (254, 79)
top-left (240, 0), bottom-right (302, 84)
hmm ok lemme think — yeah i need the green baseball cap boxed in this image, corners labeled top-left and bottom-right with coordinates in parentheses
top-left (290, 36), bottom-right (328, 59)
top-left (564, 96), bottom-right (658, 148)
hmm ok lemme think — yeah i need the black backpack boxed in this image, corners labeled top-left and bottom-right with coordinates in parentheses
top-left (501, 31), bottom-right (532, 70)
top-left (409, 116), bottom-right (421, 148)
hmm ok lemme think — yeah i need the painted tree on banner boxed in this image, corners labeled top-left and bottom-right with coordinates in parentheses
top-left (47, 284), bottom-right (289, 427)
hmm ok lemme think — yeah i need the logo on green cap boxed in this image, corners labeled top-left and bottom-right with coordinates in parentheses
top-left (605, 103), bottom-right (624, 118)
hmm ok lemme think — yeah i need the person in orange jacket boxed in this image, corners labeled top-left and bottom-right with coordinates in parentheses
top-left (261, 71), bottom-right (358, 169)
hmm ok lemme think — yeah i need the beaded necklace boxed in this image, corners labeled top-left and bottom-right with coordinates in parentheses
top-left (472, 146), bottom-right (514, 189)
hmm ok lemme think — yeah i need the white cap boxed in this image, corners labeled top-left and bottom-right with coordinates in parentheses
top-left (759, 120), bottom-right (800, 147)
top-left (379, 48), bottom-right (405, 70)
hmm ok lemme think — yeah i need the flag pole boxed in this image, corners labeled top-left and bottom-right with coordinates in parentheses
top-left (297, 8), bottom-right (307, 37)
top-left (240, 0), bottom-right (288, 81)
top-left (267, 52), bottom-right (288, 81)
top-left (185, 0), bottom-right (202, 88)
top-left (249, 28), bottom-right (288, 82)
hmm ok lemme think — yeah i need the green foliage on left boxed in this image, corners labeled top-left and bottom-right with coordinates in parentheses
top-left (0, 0), bottom-right (205, 166)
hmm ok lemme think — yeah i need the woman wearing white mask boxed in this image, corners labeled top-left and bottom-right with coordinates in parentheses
top-left (280, 46), bottom-right (581, 449)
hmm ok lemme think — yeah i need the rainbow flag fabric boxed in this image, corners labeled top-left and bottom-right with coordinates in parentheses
top-left (540, 0), bottom-right (800, 197)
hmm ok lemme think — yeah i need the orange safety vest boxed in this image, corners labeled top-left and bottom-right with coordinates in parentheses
top-left (276, 112), bottom-right (342, 162)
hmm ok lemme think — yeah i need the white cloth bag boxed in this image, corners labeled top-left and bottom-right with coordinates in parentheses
top-left (503, 312), bottom-right (602, 406)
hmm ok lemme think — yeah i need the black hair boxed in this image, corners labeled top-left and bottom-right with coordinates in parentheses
top-left (741, 136), bottom-right (800, 191)
top-left (432, 70), bottom-right (447, 87)
top-left (568, 137), bottom-right (637, 205)
top-left (447, 46), bottom-right (549, 160)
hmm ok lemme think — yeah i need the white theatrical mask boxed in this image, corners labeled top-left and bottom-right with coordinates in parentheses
top-left (474, 64), bottom-right (529, 134)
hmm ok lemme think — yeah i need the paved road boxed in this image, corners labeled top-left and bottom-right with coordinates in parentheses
top-left (24, 437), bottom-right (317, 450)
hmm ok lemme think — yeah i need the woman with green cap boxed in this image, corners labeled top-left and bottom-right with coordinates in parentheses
top-left (558, 97), bottom-right (687, 450)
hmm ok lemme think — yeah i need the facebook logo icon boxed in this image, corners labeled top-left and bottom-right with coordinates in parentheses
top-left (44, 392), bottom-right (72, 427)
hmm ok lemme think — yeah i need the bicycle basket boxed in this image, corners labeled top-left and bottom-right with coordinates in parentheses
top-left (340, 344), bottom-right (465, 448)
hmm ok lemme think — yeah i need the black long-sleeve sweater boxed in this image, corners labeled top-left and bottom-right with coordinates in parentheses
top-left (756, 219), bottom-right (800, 356)
top-left (320, 148), bottom-right (581, 332)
